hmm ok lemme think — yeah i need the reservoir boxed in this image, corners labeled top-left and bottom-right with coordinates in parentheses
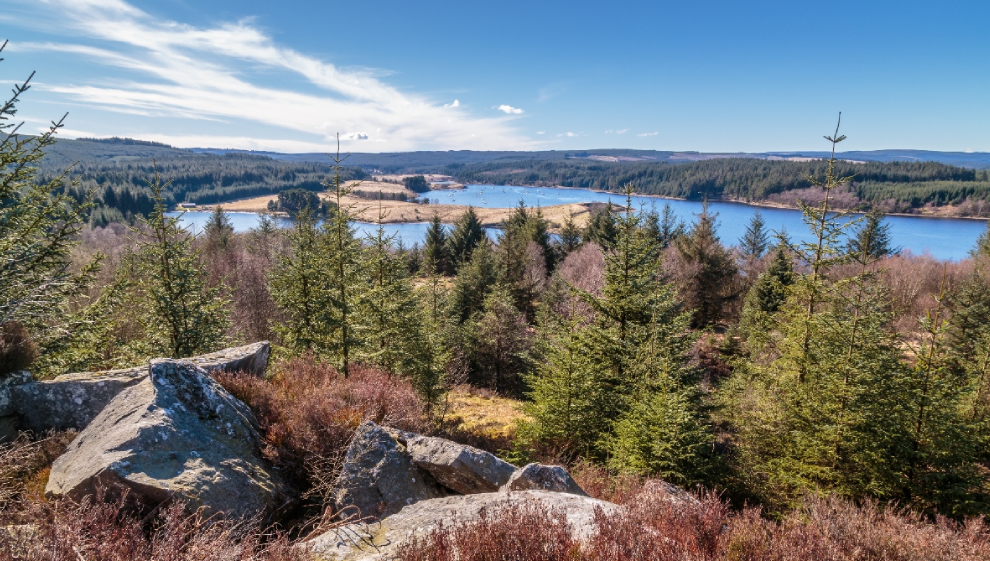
top-left (170, 184), bottom-right (989, 261)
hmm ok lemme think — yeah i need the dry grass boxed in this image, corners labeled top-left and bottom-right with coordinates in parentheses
top-left (0, 431), bottom-right (75, 513)
top-left (201, 181), bottom-right (597, 229)
top-left (440, 385), bottom-right (530, 453)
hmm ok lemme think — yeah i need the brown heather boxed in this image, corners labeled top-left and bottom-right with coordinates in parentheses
top-left (214, 357), bottom-right (427, 497)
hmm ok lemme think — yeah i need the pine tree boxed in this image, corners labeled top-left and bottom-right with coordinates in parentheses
top-left (471, 284), bottom-right (532, 394)
top-left (448, 207), bottom-right (486, 272)
top-left (847, 210), bottom-right (897, 262)
top-left (971, 219), bottom-right (990, 259)
top-left (269, 206), bottom-right (328, 354)
top-left (520, 303), bottom-right (603, 459)
top-left (422, 214), bottom-right (451, 275)
top-left (724, 118), bottom-right (929, 512)
top-left (0, 55), bottom-right (98, 361)
top-left (204, 204), bottom-right (235, 248)
top-left (131, 169), bottom-right (230, 358)
top-left (558, 211), bottom-right (582, 254)
top-left (675, 201), bottom-right (738, 328)
top-left (658, 202), bottom-right (685, 250)
top-left (739, 211), bottom-right (770, 259)
top-left (357, 201), bottom-right (422, 376)
top-left (584, 202), bottom-right (618, 250)
top-left (738, 245), bottom-right (794, 340)
top-left (410, 274), bottom-right (452, 422)
top-left (450, 241), bottom-right (497, 322)
top-left (320, 148), bottom-right (365, 377)
top-left (527, 187), bottom-right (707, 475)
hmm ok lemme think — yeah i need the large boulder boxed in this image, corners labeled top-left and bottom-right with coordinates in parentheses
top-left (404, 434), bottom-right (516, 494)
top-left (331, 422), bottom-right (445, 520)
top-left (45, 359), bottom-right (286, 521)
top-left (12, 342), bottom-right (271, 433)
top-left (0, 371), bottom-right (31, 442)
top-left (500, 463), bottom-right (588, 496)
top-left (302, 491), bottom-right (619, 561)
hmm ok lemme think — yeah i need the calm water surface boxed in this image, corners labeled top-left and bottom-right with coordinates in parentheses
top-left (169, 184), bottom-right (988, 261)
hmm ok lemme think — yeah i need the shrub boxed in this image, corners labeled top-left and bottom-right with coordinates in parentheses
top-left (397, 501), bottom-right (579, 561)
top-left (214, 357), bottom-right (426, 500)
top-left (0, 322), bottom-right (37, 378)
top-left (0, 431), bottom-right (74, 512)
top-left (0, 489), bottom-right (308, 561)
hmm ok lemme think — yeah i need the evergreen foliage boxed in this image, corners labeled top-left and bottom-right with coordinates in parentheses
top-left (739, 211), bottom-right (770, 259)
top-left (0, 56), bottom-right (98, 357)
top-left (422, 214), bottom-right (451, 276)
top-left (448, 207), bottom-right (486, 271)
top-left (130, 169), bottom-right (230, 358)
top-left (558, 211), bottom-right (582, 254)
top-left (847, 210), bottom-right (897, 262)
top-left (203, 205), bottom-right (234, 248)
top-left (738, 245), bottom-right (795, 340)
top-left (584, 203), bottom-right (618, 249)
top-left (973, 220), bottom-right (990, 258)
top-left (675, 202), bottom-right (739, 328)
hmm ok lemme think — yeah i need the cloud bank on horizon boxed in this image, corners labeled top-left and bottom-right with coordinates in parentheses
top-left (5, 0), bottom-right (535, 152)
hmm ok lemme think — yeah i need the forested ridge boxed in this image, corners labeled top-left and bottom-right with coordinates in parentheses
top-left (455, 158), bottom-right (990, 214)
top-left (38, 150), bottom-right (365, 225)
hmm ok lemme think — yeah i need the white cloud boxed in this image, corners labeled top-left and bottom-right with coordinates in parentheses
top-left (444, 99), bottom-right (460, 108)
top-left (10, 0), bottom-right (532, 152)
top-left (637, 131), bottom-right (658, 137)
top-left (616, 129), bottom-right (629, 134)
top-left (556, 131), bottom-right (577, 138)
top-left (536, 131), bottom-right (545, 135)
top-left (497, 105), bottom-right (524, 115)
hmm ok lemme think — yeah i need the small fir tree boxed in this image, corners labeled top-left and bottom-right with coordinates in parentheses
top-left (422, 214), bottom-right (451, 276)
top-left (448, 207), bottom-right (486, 271)
top-left (203, 205), bottom-right (235, 248)
top-left (558, 211), bottom-right (582, 254)
top-left (675, 201), bottom-right (738, 328)
top-left (131, 168), bottom-right (230, 358)
top-left (739, 211), bottom-right (770, 259)
top-left (847, 210), bottom-right (897, 263)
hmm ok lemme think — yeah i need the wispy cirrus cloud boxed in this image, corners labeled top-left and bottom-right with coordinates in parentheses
top-left (7, 0), bottom-right (533, 152)
top-left (638, 131), bottom-right (658, 137)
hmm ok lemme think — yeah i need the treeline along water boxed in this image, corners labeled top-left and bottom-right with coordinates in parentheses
top-left (171, 184), bottom-right (988, 261)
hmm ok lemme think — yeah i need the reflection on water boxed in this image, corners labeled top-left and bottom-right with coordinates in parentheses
top-left (168, 184), bottom-right (988, 260)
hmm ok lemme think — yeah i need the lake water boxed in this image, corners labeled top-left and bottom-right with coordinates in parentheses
top-left (169, 184), bottom-right (989, 261)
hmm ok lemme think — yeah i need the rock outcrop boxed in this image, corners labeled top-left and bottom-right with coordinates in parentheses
top-left (500, 463), bottom-right (588, 496)
top-left (303, 491), bottom-right (619, 561)
top-left (405, 434), bottom-right (516, 494)
top-left (0, 371), bottom-right (31, 442)
top-left (12, 342), bottom-right (271, 433)
top-left (331, 422), bottom-right (446, 519)
top-left (45, 359), bottom-right (285, 521)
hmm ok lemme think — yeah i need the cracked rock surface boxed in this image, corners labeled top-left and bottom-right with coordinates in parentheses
top-left (45, 359), bottom-right (285, 521)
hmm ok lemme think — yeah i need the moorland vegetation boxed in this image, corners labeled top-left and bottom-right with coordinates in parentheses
top-left (5, 49), bottom-right (990, 559)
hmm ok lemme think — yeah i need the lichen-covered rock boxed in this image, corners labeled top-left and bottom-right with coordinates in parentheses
top-left (302, 491), bottom-right (618, 561)
top-left (45, 360), bottom-right (286, 521)
top-left (0, 371), bottom-right (31, 442)
top-left (331, 422), bottom-right (445, 519)
top-left (11, 341), bottom-right (271, 433)
top-left (500, 463), bottom-right (588, 496)
top-left (184, 341), bottom-right (271, 378)
top-left (405, 434), bottom-right (516, 494)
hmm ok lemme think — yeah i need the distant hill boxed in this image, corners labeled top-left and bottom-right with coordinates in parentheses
top-left (763, 150), bottom-right (990, 170)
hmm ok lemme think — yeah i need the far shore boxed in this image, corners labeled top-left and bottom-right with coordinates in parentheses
top-left (196, 180), bottom-right (990, 225)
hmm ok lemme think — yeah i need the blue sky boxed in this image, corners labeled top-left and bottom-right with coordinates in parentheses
top-left (2, 0), bottom-right (988, 153)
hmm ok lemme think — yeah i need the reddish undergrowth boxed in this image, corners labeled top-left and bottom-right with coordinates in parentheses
top-left (214, 356), bottom-right (426, 499)
top-left (0, 490), bottom-right (306, 561)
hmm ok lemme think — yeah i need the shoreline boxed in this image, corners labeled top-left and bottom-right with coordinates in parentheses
top-left (194, 182), bottom-right (989, 225)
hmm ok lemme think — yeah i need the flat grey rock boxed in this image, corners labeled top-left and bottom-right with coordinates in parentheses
top-left (302, 490), bottom-right (618, 561)
top-left (405, 434), bottom-right (516, 494)
top-left (12, 341), bottom-right (271, 433)
top-left (499, 463), bottom-right (588, 496)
